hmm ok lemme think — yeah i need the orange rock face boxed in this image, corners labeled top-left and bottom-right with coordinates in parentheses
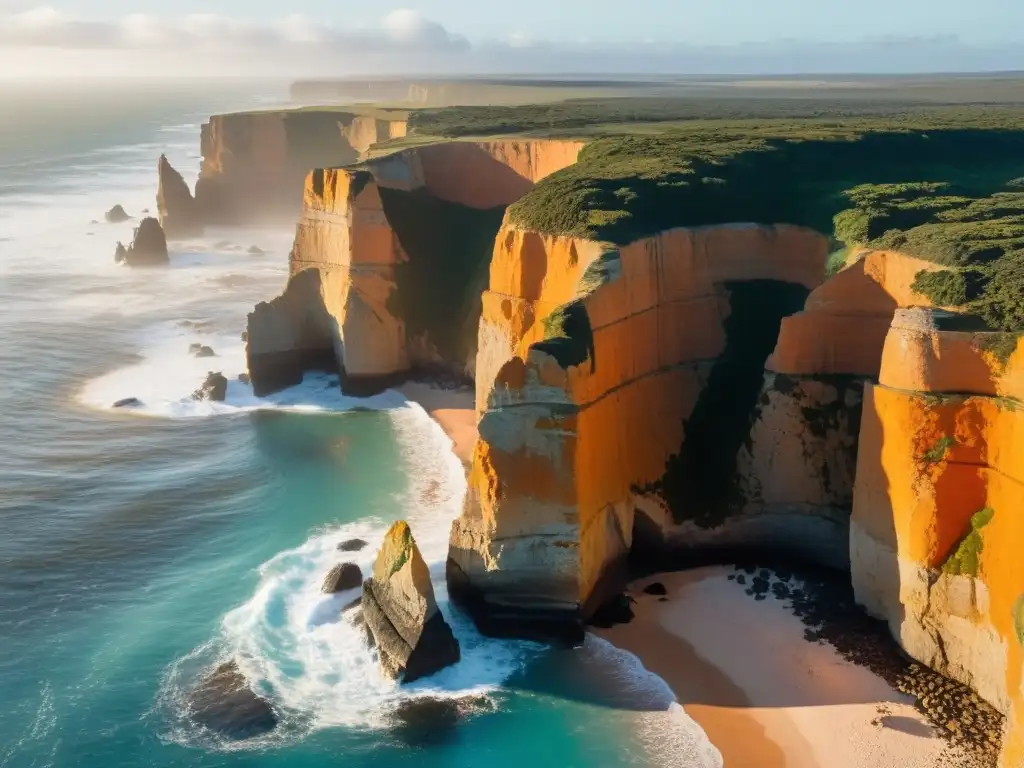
top-left (246, 140), bottom-right (583, 395)
top-left (768, 248), bottom-right (940, 376)
top-left (448, 224), bottom-right (828, 637)
top-left (851, 308), bottom-right (1024, 765)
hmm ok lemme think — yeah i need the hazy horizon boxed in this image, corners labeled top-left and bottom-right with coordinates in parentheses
top-left (2, 2), bottom-right (1024, 79)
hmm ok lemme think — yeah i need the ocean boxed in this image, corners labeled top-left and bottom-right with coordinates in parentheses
top-left (0, 80), bottom-right (719, 768)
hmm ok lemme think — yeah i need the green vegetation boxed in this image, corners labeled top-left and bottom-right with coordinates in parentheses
top-left (534, 301), bottom-right (595, 371)
top-left (912, 270), bottom-right (971, 306)
top-left (467, 111), bottom-right (1024, 331)
top-left (923, 435), bottom-right (956, 463)
top-left (386, 522), bottom-right (415, 578)
top-left (979, 332), bottom-right (1023, 367)
top-left (1013, 595), bottom-right (1024, 646)
top-left (942, 507), bottom-right (996, 577)
top-left (289, 94), bottom-right (1024, 333)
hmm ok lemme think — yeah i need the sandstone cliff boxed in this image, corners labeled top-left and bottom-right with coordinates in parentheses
top-left (730, 248), bottom-right (945, 568)
top-left (245, 139), bottom-right (583, 396)
top-left (446, 223), bottom-right (827, 639)
top-left (158, 109), bottom-right (406, 235)
top-left (850, 307), bottom-right (1024, 766)
top-left (157, 155), bottom-right (200, 238)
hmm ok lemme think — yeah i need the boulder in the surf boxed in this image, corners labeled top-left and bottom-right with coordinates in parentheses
top-left (190, 344), bottom-right (216, 358)
top-left (247, 245), bottom-right (265, 255)
top-left (188, 660), bottom-right (277, 740)
top-left (362, 521), bottom-right (460, 683)
top-left (322, 562), bottom-right (362, 594)
top-left (118, 217), bottom-right (169, 267)
top-left (105, 204), bottom-right (130, 223)
top-left (113, 242), bottom-right (128, 264)
top-left (338, 538), bottom-right (368, 552)
top-left (238, 373), bottom-right (251, 385)
top-left (192, 372), bottom-right (228, 402)
top-left (113, 397), bottom-right (142, 408)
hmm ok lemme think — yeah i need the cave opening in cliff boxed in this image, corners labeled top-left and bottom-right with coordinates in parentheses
top-left (656, 279), bottom-right (811, 529)
top-left (378, 188), bottom-right (508, 378)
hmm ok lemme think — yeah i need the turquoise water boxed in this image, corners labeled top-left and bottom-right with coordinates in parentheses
top-left (0, 82), bottom-right (716, 768)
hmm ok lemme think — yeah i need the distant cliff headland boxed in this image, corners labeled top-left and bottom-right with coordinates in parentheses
top-left (159, 85), bottom-right (1024, 765)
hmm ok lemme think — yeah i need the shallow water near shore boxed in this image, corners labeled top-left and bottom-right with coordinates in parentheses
top-left (0, 82), bottom-right (718, 767)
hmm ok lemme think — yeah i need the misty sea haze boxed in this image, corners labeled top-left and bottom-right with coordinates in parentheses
top-left (0, 81), bottom-right (716, 768)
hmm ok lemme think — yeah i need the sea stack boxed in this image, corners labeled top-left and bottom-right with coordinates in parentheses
top-left (361, 521), bottom-right (460, 683)
top-left (116, 217), bottom-right (169, 266)
top-left (104, 204), bottom-right (130, 223)
top-left (157, 154), bottom-right (201, 238)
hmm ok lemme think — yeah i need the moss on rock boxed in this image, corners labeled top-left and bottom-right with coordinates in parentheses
top-left (942, 507), bottom-right (995, 577)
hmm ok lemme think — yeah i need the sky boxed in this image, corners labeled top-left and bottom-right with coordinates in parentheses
top-left (1, 1), bottom-right (1023, 78)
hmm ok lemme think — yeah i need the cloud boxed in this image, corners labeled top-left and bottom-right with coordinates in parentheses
top-left (0, 6), bottom-right (1022, 78)
top-left (0, 7), bottom-right (470, 53)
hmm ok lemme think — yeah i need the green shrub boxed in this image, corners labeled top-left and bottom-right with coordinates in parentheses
top-left (942, 507), bottom-right (995, 577)
top-left (913, 270), bottom-right (969, 306)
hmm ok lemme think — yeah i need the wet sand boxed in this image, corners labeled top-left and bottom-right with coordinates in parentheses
top-left (397, 382), bottom-right (477, 466)
top-left (596, 567), bottom-right (962, 768)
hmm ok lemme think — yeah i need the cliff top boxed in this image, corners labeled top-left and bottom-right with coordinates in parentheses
top-left (244, 95), bottom-right (1024, 331)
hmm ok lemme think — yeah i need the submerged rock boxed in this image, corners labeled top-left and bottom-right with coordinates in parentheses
top-left (338, 538), bottom-right (368, 552)
top-left (105, 204), bottom-right (130, 223)
top-left (117, 217), bottom-right (169, 267)
top-left (238, 373), bottom-right (251, 385)
top-left (322, 563), bottom-right (362, 594)
top-left (113, 397), bottom-right (142, 408)
top-left (191, 345), bottom-right (216, 358)
top-left (388, 697), bottom-right (474, 747)
top-left (157, 155), bottom-right (201, 237)
top-left (642, 582), bottom-right (668, 596)
top-left (362, 521), bottom-right (460, 682)
top-left (247, 245), bottom-right (265, 255)
top-left (192, 372), bottom-right (228, 402)
top-left (188, 660), bottom-right (277, 740)
top-left (179, 319), bottom-right (213, 332)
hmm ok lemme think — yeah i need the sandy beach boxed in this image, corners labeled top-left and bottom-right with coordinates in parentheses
top-left (397, 381), bottom-right (477, 466)
top-left (596, 567), bottom-right (969, 768)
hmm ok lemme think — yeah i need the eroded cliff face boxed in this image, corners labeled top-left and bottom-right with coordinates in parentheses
top-left (245, 139), bottom-right (583, 395)
top-left (156, 155), bottom-right (200, 238)
top-left (730, 248), bottom-right (944, 567)
top-left (850, 307), bottom-right (1024, 766)
top-left (161, 110), bottom-right (405, 233)
top-left (446, 224), bottom-right (828, 639)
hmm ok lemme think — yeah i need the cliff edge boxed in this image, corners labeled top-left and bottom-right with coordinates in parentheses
top-left (446, 223), bottom-right (827, 638)
top-left (851, 307), bottom-right (1024, 766)
top-left (245, 139), bottom-right (583, 396)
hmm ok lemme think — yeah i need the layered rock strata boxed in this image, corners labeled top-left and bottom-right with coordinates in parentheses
top-left (362, 522), bottom-right (460, 683)
top-left (245, 140), bottom-right (583, 396)
top-left (851, 307), bottom-right (1024, 766)
top-left (446, 224), bottom-right (827, 640)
